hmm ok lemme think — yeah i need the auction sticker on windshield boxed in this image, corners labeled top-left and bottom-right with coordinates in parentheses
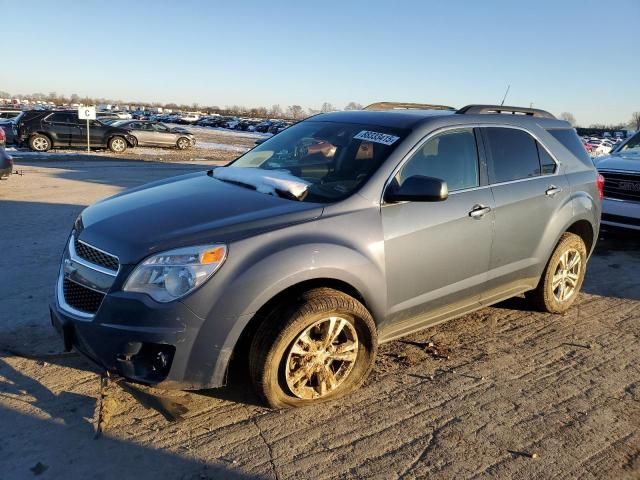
top-left (353, 130), bottom-right (400, 146)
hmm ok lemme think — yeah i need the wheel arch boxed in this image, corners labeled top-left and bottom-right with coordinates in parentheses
top-left (565, 219), bottom-right (595, 254)
top-left (228, 278), bottom-right (370, 381)
top-left (31, 131), bottom-right (54, 145)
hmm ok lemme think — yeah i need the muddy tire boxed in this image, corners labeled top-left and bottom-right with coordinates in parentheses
top-left (108, 136), bottom-right (127, 153)
top-left (29, 134), bottom-right (51, 152)
top-left (526, 233), bottom-right (587, 313)
top-left (176, 137), bottom-right (191, 150)
top-left (249, 288), bottom-right (377, 408)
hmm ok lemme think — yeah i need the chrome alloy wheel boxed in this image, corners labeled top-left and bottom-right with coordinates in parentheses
top-left (285, 316), bottom-right (358, 399)
top-left (552, 248), bottom-right (582, 302)
top-left (32, 137), bottom-right (49, 151)
top-left (111, 138), bottom-right (126, 152)
top-left (177, 137), bottom-right (190, 149)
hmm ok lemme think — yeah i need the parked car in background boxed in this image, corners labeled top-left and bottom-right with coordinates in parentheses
top-left (176, 114), bottom-right (200, 124)
top-left (0, 109), bottom-right (22, 120)
top-left (0, 113), bottom-right (21, 145)
top-left (51, 103), bottom-right (601, 408)
top-left (18, 111), bottom-right (137, 153)
top-left (0, 127), bottom-right (13, 180)
top-left (595, 130), bottom-right (640, 230)
top-left (110, 120), bottom-right (195, 149)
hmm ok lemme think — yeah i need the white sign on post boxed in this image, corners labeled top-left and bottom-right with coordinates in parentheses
top-left (78, 106), bottom-right (96, 120)
top-left (78, 107), bottom-right (96, 153)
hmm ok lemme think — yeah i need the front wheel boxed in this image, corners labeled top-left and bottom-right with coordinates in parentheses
top-left (526, 232), bottom-right (587, 313)
top-left (108, 136), bottom-right (127, 153)
top-left (249, 288), bottom-right (377, 408)
top-left (176, 137), bottom-right (191, 150)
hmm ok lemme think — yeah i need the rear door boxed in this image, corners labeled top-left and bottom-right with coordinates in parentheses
top-left (481, 126), bottom-right (569, 301)
top-left (44, 112), bottom-right (74, 147)
top-left (382, 127), bottom-right (494, 332)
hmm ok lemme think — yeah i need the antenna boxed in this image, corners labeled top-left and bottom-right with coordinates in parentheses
top-left (500, 85), bottom-right (510, 106)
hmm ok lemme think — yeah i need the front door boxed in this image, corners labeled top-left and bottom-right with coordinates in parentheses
top-left (381, 127), bottom-right (494, 335)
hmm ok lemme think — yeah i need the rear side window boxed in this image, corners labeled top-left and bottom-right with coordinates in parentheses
top-left (46, 113), bottom-right (72, 123)
top-left (483, 127), bottom-right (541, 183)
top-left (547, 128), bottom-right (593, 166)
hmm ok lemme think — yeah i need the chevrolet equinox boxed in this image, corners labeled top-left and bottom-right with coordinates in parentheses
top-left (51, 103), bottom-right (603, 408)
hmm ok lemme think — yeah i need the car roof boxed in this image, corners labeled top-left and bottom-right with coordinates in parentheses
top-left (309, 108), bottom-right (570, 131)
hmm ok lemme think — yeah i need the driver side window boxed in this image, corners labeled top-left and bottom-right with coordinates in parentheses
top-left (397, 128), bottom-right (480, 192)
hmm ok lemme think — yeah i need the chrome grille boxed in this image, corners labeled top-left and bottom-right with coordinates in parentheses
top-left (63, 279), bottom-right (105, 314)
top-left (600, 170), bottom-right (640, 202)
top-left (74, 237), bottom-right (119, 272)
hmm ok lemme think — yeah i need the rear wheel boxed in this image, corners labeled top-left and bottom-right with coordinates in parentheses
top-left (249, 288), bottom-right (377, 408)
top-left (108, 136), bottom-right (127, 153)
top-left (176, 137), bottom-right (191, 149)
top-left (526, 233), bottom-right (587, 313)
top-left (29, 134), bottom-right (51, 152)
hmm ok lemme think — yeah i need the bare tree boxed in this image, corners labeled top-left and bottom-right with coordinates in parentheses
top-left (631, 112), bottom-right (640, 131)
top-left (320, 102), bottom-right (335, 113)
top-left (287, 105), bottom-right (304, 119)
top-left (559, 112), bottom-right (576, 126)
top-left (269, 104), bottom-right (283, 118)
top-left (344, 102), bottom-right (363, 111)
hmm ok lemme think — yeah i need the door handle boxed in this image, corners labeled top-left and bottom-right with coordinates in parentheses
top-left (545, 185), bottom-right (562, 197)
top-left (469, 204), bottom-right (491, 219)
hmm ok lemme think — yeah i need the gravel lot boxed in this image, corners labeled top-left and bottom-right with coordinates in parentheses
top-left (1, 135), bottom-right (639, 479)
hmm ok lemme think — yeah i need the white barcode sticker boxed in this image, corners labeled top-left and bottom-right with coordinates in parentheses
top-left (353, 130), bottom-right (400, 146)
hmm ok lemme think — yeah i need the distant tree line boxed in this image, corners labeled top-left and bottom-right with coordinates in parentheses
top-left (0, 90), bottom-right (365, 120)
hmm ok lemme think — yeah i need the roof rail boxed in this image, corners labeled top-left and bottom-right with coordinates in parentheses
top-left (456, 104), bottom-right (555, 119)
top-left (364, 102), bottom-right (456, 112)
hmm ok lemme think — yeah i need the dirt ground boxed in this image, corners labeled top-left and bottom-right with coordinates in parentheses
top-left (1, 132), bottom-right (639, 480)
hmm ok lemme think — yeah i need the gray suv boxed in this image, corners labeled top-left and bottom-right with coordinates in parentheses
top-left (50, 103), bottom-right (602, 408)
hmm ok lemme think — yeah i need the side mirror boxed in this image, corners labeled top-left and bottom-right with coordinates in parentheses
top-left (385, 175), bottom-right (448, 203)
top-left (254, 138), bottom-right (266, 146)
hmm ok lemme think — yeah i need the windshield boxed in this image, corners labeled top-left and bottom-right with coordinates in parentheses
top-left (229, 121), bottom-right (407, 202)
top-left (618, 132), bottom-right (640, 153)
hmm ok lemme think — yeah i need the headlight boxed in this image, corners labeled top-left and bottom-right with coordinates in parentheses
top-left (123, 244), bottom-right (227, 302)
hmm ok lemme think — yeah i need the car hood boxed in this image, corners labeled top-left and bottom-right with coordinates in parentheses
top-left (595, 151), bottom-right (640, 172)
top-left (78, 171), bottom-right (324, 264)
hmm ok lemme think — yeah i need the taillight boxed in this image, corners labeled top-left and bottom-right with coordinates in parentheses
top-left (596, 173), bottom-right (605, 200)
top-left (0, 127), bottom-right (5, 142)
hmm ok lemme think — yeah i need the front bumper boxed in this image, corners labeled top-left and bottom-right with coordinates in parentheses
top-left (51, 234), bottom-right (230, 389)
top-left (50, 292), bottom-right (222, 389)
top-left (602, 197), bottom-right (640, 231)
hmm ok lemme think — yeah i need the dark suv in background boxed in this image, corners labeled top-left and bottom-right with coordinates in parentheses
top-left (51, 103), bottom-right (602, 408)
top-left (18, 111), bottom-right (137, 153)
top-left (0, 126), bottom-right (13, 179)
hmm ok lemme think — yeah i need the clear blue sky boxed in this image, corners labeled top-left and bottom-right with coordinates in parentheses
top-left (1, 0), bottom-right (638, 125)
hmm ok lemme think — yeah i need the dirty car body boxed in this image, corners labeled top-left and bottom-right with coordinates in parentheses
top-left (50, 106), bottom-right (601, 392)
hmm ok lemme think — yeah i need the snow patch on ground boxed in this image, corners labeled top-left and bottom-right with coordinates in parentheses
top-left (197, 142), bottom-right (249, 153)
top-left (166, 123), bottom-right (272, 140)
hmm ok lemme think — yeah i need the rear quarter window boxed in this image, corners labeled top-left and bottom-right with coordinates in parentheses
top-left (547, 129), bottom-right (593, 166)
